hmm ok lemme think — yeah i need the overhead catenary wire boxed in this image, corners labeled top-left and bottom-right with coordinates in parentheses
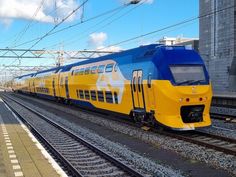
top-left (2, 1), bottom-right (235, 78)
top-left (46, 0), bottom-right (145, 49)
top-left (12, 0), bottom-right (46, 47)
top-left (98, 3), bottom-right (236, 51)
top-left (19, 0), bottom-right (89, 58)
top-left (12, 2), bottom-right (138, 49)
top-left (0, 1), bottom-right (134, 75)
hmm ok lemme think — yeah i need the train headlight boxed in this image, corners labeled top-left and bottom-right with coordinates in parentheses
top-left (179, 98), bottom-right (183, 102)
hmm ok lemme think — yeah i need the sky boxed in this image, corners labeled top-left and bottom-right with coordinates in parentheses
top-left (0, 0), bottom-right (199, 79)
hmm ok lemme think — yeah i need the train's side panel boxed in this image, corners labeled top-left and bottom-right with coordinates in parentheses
top-left (67, 59), bottom-right (134, 114)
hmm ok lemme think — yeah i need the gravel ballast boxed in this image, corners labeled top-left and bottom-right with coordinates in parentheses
top-left (6, 93), bottom-right (236, 176)
top-left (5, 96), bottom-right (184, 177)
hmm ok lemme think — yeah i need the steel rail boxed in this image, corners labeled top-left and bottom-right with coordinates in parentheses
top-left (2, 94), bottom-right (144, 177)
top-left (2, 97), bottom-right (83, 177)
top-left (5, 92), bottom-right (236, 158)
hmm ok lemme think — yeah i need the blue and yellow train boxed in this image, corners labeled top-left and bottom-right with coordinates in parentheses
top-left (12, 44), bottom-right (212, 130)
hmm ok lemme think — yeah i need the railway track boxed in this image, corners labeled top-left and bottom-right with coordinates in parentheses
top-left (160, 130), bottom-right (236, 156)
top-left (210, 113), bottom-right (236, 123)
top-left (3, 93), bottom-right (236, 158)
top-left (1, 95), bottom-right (144, 177)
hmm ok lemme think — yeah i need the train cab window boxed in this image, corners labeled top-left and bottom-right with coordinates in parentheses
top-left (85, 90), bottom-right (90, 100)
top-left (90, 90), bottom-right (97, 101)
top-left (105, 91), bottom-right (113, 103)
top-left (85, 67), bottom-right (90, 75)
top-left (91, 66), bottom-right (97, 74)
top-left (105, 64), bottom-right (114, 72)
top-left (170, 66), bottom-right (206, 85)
top-left (79, 90), bottom-right (84, 99)
top-left (97, 91), bottom-right (104, 102)
top-left (98, 65), bottom-right (105, 73)
top-left (114, 92), bottom-right (118, 104)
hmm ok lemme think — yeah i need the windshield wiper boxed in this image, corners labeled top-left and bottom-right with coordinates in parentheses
top-left (177, 79), bottom-right (205, 86)
top-left (188, 79), bottom-right (205, 85)
top-left (177, 80), bottom-right (195, 85)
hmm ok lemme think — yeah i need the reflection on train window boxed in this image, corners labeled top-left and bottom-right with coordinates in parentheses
top-left (105, 91), bottom-right (113, 103)
top-left (97, 91), bottom-right (104, 102)
top-left (85, 67), bottom-right (90, 75)
top-left (79, 68), bottom-right (85, 75)
top-left (90, 90), bottom-right (97, 100)
top-left (85, 90), bottom-right (90, 100)
top-left (79, 90), bottom-right (84, 99)
top-left (114, 92), bottom-right (118, 104)
top-left (91, 66), bottom-right (97, 74)
top-left (105, 64), bottom-right (114, 72)
top-left (98, 65), bottom-right (105, 73)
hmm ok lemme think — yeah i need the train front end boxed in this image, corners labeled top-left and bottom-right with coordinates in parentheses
top-left (152, 46), bottom-right (212, 130)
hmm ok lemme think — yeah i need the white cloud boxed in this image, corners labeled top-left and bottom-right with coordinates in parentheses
top-left (0, 0), bottom-right (81, 26)
top-left (88, 32), bottom-right (108, 48)
top-left (88, 32), bottom-right (122, 52)
top-left (97, 45), bottom-right (122, 52)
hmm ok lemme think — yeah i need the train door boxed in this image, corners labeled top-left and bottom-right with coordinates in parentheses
top-left (52, 78), bottom-right (56, 97)
top-left (65, 76), bottom-right (69, 99)
top-left (131, 70), bottom-right (145, 110)
top-left (33, 81), bottom-right (36, 93)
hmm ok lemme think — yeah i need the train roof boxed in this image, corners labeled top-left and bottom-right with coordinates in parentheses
top-left (15, 44), bottom-right (199, 78)
top-left (60, 44), bottom-right (163, 72)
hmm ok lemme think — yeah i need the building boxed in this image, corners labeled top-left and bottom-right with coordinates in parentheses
top-left (158, 36), bottom-right (199, 52)
top-left (199, 0), bottom-right (236, 92)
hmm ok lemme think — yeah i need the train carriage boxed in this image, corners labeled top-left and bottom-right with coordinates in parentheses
top-left (12, 44), bottom-right (212, 130)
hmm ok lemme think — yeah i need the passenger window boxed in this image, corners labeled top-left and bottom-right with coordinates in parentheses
top-left (90, 90), bottom-right (97, 101)
top-left (98, 65), bottom-right (105, 73)
top-left (85, 67), bottom-right (90, 75)
top-left (105, 91), bottom-right (113, 103)
top-left (71, 70), bottom-right (74, 76)
top-left (79, 68), bottom-right (85, 75)
top-left (105, 64), bottom-right (114, 72)
top-left (114, 92), bottom-right (118, 104)
top-left (85, 90), bottom-right (90, 100)
top-left (97, 91), bottom-right (104, 102)
top-left (79, 90), bottom-right (84, 99)
top-left (91, 66), bottom-right (97, 74)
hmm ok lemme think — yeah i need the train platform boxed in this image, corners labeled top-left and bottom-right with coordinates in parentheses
top-left (0, 98), bottom-right (65, 177)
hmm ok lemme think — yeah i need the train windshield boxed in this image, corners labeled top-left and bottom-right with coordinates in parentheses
top-left (170, 65), bottom-right (206, 85)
